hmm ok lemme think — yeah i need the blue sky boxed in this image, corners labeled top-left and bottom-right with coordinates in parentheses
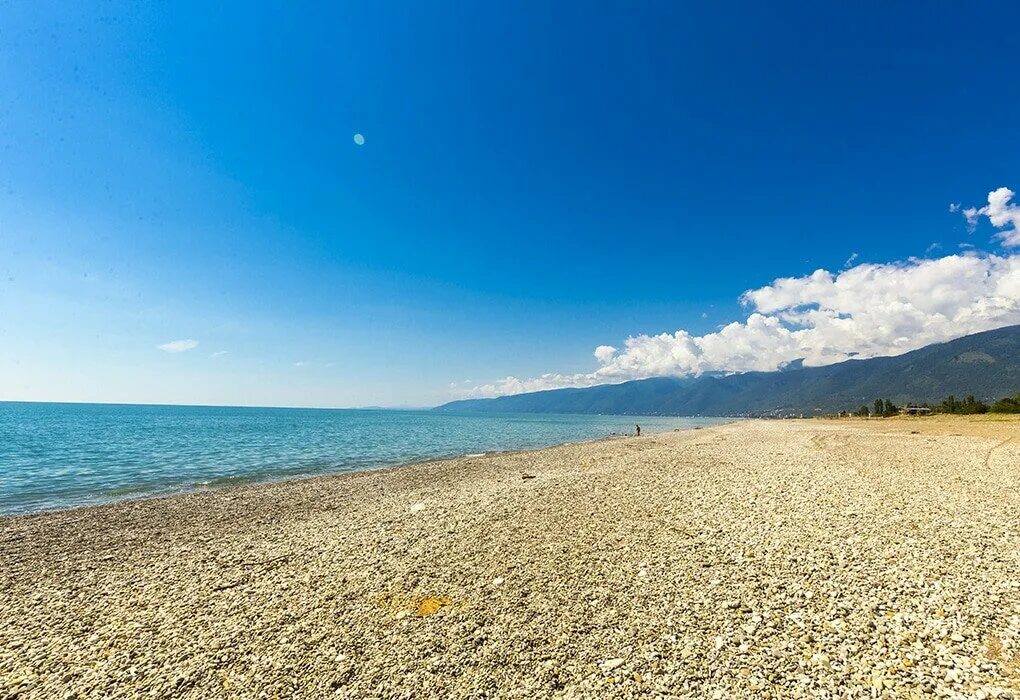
top-left (2, 2), bottom-right (1019, 407)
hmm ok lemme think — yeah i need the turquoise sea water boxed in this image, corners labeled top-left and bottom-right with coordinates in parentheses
top-left (0, 402), bottom-right (729, 516)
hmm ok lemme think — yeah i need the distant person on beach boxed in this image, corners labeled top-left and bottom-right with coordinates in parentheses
top-left (635, 424), bottom-right (641, 437)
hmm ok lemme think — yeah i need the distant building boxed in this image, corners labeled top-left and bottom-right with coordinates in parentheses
top-left (900, 406), bottom-right (931, 416)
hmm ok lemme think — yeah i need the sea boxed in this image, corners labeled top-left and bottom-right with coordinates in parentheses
top-left (0, 402), bottom-right (729, 516)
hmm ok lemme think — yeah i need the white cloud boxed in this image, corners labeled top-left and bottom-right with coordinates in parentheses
top-left (210, 350), bottom-right (228, 358)
top-left (457, 252), bottom-right (1020, 399)
top-left (294, 361), bottom-right (308, 367)
top-left (962, 187), bottom-right (1020, 246)
top-left (157, 339), bottom-right (198, 353)
top-left (593, 345), bottom-right (617, 364)
top-left (843, 252), bottom-right (858, 268)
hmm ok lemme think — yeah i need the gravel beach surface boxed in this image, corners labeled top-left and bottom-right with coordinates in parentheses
top-left (2, 417), bottom-right (1019, 699)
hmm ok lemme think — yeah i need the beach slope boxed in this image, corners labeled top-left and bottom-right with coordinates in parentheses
top-left (2, 417), bottom-right (1019, 698)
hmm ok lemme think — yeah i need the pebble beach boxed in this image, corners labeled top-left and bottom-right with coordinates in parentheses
top-left (2, 416), bottom-right (1019, 699)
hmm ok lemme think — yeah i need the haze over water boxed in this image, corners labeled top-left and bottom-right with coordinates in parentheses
top-left (0, 402), bottom-right (728, 515)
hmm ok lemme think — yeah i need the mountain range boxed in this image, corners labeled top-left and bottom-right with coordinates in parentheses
top-left (435, 325), bottom-right (1020, 416)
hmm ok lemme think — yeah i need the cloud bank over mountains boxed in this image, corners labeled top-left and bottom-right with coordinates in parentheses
top-left (458, 191), bottom-right (1020, 399)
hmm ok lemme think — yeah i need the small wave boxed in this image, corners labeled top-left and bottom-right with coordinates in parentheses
top-left (104, 485), bottom-right (160, 497)
top-left (196, 474), bottom-right (265, 489)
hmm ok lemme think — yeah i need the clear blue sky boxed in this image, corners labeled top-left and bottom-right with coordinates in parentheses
top-left (2, 2), bottom-right (1018, 407)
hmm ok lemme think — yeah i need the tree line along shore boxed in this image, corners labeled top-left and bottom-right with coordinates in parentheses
top-left (833, 393), bottom-right (1020, 418)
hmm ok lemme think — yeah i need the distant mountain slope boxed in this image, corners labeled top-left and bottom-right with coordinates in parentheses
top-left (435, 325), bottom-right (1020, 416)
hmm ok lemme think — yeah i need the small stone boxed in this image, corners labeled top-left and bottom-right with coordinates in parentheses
top-left (601, 658), bottom-right (625, 671)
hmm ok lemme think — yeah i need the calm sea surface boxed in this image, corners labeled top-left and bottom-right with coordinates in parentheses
top-left (0, 402), bottom-right (730, 515)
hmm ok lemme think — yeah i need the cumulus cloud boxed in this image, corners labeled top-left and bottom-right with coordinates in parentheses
top-left (594, 345), bottom-right (617, 364)
top-left (457, 252), bottom-right (1020, 398)
top-left (157, 339), bottom-right (198, 353)
top-left (962, 187), bottom-right (1020, 246)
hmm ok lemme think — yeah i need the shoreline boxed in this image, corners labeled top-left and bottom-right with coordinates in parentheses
top-left (1, 418), bottom-right (731, 522)
top-left (3, 417), bottom-right (1019, 698)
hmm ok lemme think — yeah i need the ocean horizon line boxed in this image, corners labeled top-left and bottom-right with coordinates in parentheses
top-left (0, 398), bottom-right (437, 412)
